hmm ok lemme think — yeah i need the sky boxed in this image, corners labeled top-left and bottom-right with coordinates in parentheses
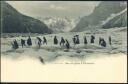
top-left (6, 1), bottom-right (100, 18)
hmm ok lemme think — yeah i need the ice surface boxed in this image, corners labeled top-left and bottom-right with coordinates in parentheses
top-left (1, 27), bottom-right (127, 63)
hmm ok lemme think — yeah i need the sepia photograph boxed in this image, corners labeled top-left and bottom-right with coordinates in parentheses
top-left (1, 0), bottom-right (127, 83)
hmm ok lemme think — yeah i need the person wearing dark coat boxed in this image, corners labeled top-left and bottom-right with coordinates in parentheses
top-left (54, 36), bottom-right (58, 45)
top-left (72, 36), bottom-right (76, 45)
top-left (109, 36), bottom-right (112, 45)
top-left (37, 37), bottom-right (42, 48)
top-left (60, 37), bottom-right (65, 46)
top-left (27, 36), bottom-right (32, 46)
top-left (43, 37), bottom-right (47, 45)
top-left (76, 35), bottom-right (80, 44)
top-left (90, 35), bottom-right (95, 43)
top-left (12, 39), bottom-right (19, 49)
top-left (65, 39), bottom-right (70, 49)
top-left (84, 36), bottom-right (88, 45)
top-left (99, 37), bottom-right (102, 45)
top-left (101, 39), bottom-right (106, 47)
top-left (21, 39), bottom-right (26, 48)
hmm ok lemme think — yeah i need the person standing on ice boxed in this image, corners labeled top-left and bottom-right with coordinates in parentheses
top-left (99, 37), bottom-right (102, 45)
top-left (101, 39), bottom-right (106, 47)
top-left (76, 35), bottom-right (80, 44)
top-left (54, 36), bottom-right (58, 45)
top-left (109, 36), bottom-right (112, 45)
top-left (84, 36), bottom-right (88, 45)
top-left (60, 37), bottom-right (65, 46)
top-left (90, 35), bottom-right (95, 43)
top-left (21, 39), bottom-right (26, 48)
top-left (12, 39), bottom-right (19, 49)
top-left (37, 37), bottom-right (42, 48)
top-left (65, 39), bottom-right (70, 49)
top-left (27, 36), bottom-right (32, 46)
top-left (43, 37), bottom-right (47, 45)
top-left (72, 36), bottom-right (76, 45)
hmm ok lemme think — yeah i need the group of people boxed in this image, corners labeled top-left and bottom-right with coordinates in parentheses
top-left (72, 35), bottom-right (111, 48)
top-left (54, 36), bottom-right (70, 49)
top-left (11, 36), bottom-right (48, 49)
top-left (11, 35), bottom-right (112, 50)
top-left (11, 36), bottom-right (32, 49)
top-left (36, 36), bottom-right (47, 48)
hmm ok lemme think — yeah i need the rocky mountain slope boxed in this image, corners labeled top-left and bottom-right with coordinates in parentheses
top-left (1, 2), bottom-right (53, 34)
top-left (102, 8), bottom-right (127, 28)
top-left (71, 1), bottom-right (127, 32)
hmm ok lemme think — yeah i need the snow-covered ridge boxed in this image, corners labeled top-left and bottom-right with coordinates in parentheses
top-left (37, 17), bottom-right (80, 33)
top-left (102, 8), bottom-right (127, 25)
